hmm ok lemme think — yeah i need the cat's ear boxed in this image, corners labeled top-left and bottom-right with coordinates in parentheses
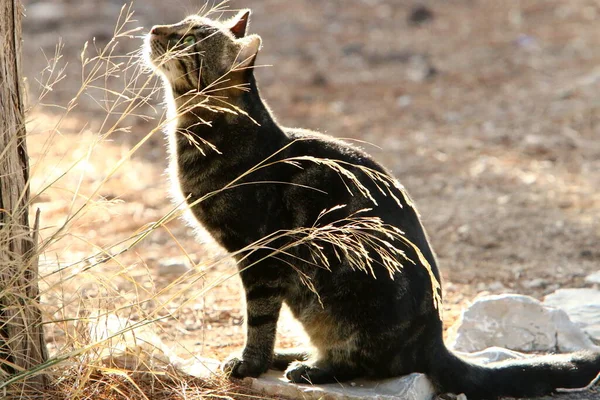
top-left (235, 34), bottom-right (262, 68)
top-left (226, 9), bottom-right (251, 38)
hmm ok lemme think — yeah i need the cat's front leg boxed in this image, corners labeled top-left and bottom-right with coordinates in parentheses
top-left (222, 274), bottom-right (284, 378)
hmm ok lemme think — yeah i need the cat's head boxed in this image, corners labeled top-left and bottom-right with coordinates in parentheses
top-left (145, 10), bottom-right (261, 96)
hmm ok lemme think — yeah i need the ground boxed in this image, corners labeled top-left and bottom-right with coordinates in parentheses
top-left (20, 0), bottom-right (600, 398)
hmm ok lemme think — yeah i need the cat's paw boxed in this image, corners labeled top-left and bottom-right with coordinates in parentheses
top-left (285, 361), bottom-right (313, 384)
top-left (221, 356), bottom-right (266, 379)
top-left (286, 361), bottom-right (339, 384)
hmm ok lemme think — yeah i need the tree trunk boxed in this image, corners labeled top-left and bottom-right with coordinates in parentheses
top-left (0, 0), bottom-right (48, 396)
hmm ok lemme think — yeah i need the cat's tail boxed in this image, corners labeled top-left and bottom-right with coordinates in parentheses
top-left (427, 343), bottom-right (600, 399)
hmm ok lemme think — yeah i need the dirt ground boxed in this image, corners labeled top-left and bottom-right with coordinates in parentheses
top-left (20, 0), bottom-right (600, 398)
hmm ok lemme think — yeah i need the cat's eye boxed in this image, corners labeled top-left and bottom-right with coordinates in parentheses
top-left (183, 35), bottom-right (196, 47)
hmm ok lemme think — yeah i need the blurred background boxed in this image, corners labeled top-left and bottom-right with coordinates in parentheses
top-left (20, 0), bottom-right (600, 362)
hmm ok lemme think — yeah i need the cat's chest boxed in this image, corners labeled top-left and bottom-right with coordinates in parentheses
top-left (171, 162), bottom-right (282, 251)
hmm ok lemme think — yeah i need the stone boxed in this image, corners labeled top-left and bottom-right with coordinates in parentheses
top-left (246, 370), bottom-right (435, 400)
top-left (488, 281), bottom-right (506, 291)
top-left (407, 55), bottom-right (437, 82)
top-left (26, 2), bottom-right (66, 27)
top-left (544, 288), bottom-right (600, 343)
top-left (88, 312), bottom-right (176, 370)
top-left (157, 257), bottom-right (192, 276)
top-left (449, 294), bottom-right (599, 353)
top-left (176, 356), bottom-right (221, 380)
top-left (396, 95), bottom-right (412, 108)
top-left (408, 5), bottom-right (434, 25)
top-left (88, 311), bottom-right (221, 378)
top-left (522, 278), bottom-right (547, 289)
top-left (585, 271), bottom-right (600, 284)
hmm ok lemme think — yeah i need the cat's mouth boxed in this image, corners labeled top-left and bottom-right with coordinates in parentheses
top-left (145, 33), bottom-right (169, 71)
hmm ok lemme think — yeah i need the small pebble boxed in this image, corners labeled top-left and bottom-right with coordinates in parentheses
top-left (158, 258), bottom-right (192, 276)
top-left (523, 278), bottom-right (546, 289)
top-left (408, 5), bottom-right (434, 25)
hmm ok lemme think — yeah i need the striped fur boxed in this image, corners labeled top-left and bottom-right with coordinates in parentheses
top-left (144, 10), bottom-right (600, 399)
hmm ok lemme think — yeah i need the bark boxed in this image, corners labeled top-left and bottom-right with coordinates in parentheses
top-left (0, 0), bottom-right (48, 396)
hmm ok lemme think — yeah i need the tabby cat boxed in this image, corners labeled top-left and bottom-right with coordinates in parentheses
top-left (144, 9), bottom-right (600, 399)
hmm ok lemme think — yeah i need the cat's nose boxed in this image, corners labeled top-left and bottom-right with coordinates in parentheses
top-left (150, 26), bottom-right (166, 36)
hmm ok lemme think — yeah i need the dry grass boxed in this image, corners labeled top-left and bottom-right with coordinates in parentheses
top-left (1, 2), bottom-right (441, 399)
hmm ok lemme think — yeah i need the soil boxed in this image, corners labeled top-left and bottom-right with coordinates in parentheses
top-left (21, 0), bottom-right (600, 399)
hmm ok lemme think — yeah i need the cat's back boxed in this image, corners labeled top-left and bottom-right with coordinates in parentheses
top-left (282, 127), bottom-right (380, 168)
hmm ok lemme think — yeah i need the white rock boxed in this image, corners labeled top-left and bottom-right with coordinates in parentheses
top-left (584, 271), bottom-right (600, 284)
top-left (396, 95), bottom-right (412, 108)
top-left (26, 2), bottom-right (66, 24)
top-left (247, 370), bottom-right (436, 400)
top-left (157, 257), bottom-right (192, 276)
top-left (176, 358), bottom-right (438, 400)
top-left (88, 311), bottom-right (179, 371)
top-left (522, 278), bottom-right (546, 289)
top-left (176, 356), bottom-right (221, 379)
top-left (544, 288), bottom-right (600, 343)
top-left (449, 294), bottom-right (598, 353)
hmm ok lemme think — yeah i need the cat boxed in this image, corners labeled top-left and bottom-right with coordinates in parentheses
top-left (144, 9), bottom-right (600, 399)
